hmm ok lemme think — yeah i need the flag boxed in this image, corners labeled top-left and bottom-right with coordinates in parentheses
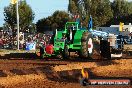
top-left (119, 22), bottom-right (124, 32)
top-left (88, 15), bottom-right (93, 32)
top-left (11, 0), bottom-right (17, 4)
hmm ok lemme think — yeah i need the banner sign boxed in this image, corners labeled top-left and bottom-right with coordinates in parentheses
top-left (26, 42), bottom-right (36, 50)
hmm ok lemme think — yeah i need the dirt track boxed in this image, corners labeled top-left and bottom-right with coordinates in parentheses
top-left (0, 50), bottom-right (131, 88)
top-left (0, 57), bottom-right (131, 88)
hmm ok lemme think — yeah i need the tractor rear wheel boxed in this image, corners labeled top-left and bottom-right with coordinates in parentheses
top-left (79, 32), bottom-right (94, 59)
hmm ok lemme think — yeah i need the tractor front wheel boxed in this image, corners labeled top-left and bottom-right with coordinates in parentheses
top-left (56, 46), bottom-right (69, 60)
top-left (63, 45), bottom-right (69, 59)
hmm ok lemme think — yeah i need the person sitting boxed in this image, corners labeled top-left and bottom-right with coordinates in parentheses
top-left (70, 29), bottom-right (72, 41)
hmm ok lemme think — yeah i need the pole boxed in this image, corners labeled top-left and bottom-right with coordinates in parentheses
top-left (16, 0), bottom-right (19, 50)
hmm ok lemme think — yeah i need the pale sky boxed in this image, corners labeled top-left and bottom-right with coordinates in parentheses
top-left (0, 0), bottom-right (68, 26)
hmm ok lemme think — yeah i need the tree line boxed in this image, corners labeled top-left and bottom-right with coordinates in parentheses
top-left (2, 0), bottom-right (132, 33)
top-left (37, 0), bottom-right (132, 32)
top-left (3, 0), bottom-right (35, 33)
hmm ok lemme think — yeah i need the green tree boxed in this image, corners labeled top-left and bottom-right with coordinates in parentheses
top-left (68, 0), bottom-right (113, 27)
top-left (128, 2), bottom-right (132, 15)
top-left (28, 23), bottom-right (36, 34)
top-left (0, 27), bottom-right (3, 31)
top-left (3, 0), bottom-right (35, 32)
top-left (109, 0), bottom-right (132, 25)
top-left (111, 0), bottom-right (130, 17)
top-left (36, 17), bottom-right (52, 32)
top-left (36, 11), bottom-right (70, 32)
top-left (95, 0), bottom-right (113, 26)
top-left (52, 10), bottom-right (69, 29)
top-left (68, 0), bottom-right (78, 15)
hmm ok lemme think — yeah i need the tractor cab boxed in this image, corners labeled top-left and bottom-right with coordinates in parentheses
top-left (65, 22), bottom-right (79, 31)
top-left (64, 22), bottom-right (79, 43)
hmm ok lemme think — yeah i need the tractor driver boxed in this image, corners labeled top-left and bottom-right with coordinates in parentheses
top-left (70, 28), bottom-right (72, 41)
top-left (70, 24), bottom-right (75, 41)
top-left (67, 24), bottom-right (75, 43)
top-left (67, 26), bottom-right (72, 41)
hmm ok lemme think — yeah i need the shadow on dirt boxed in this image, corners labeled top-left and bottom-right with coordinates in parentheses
top-left (10, 68), bottom-right (40, 76)
top-left (0, 53), bottom-right (39, 59)
top-left (10, 69), bottom-right (27, 75)
top-left (0, 66), bottom-right (81, 83)
top-left (0, 85), bottom-right (4, 88)
top-left (41, 67), bottom-right (132, 83)
top-left (95, 60), bottom-right (119, 66)
top-left (0, 51), bottom-right (132, 62)
top-left (0, 52), bottom-right (114, 63)
top-left (0, 66), bottom-right (131, 84)
top-left (35, 66), bottom-right (82, 83)
top-left (0, 70), bottom-right (7, 77)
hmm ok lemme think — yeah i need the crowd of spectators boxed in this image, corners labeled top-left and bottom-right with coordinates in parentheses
top-left (0, 30), bottom-right (52, 50)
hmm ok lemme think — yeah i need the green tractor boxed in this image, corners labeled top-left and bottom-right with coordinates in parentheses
top-left (53, 22), bottom-right (94, 58)
top-left (39, 17), bottom-right (96, 59)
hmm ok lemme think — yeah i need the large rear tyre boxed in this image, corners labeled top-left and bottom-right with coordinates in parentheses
top-left (79, 32), bottom-right (94, 59)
